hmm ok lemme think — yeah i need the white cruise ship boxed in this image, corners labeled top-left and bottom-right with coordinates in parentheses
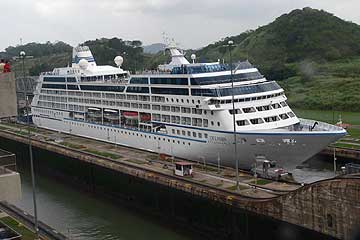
top-left (31, 44), bottom-right (346, 171)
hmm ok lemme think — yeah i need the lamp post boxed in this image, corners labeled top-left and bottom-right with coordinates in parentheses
top-left (226, 40), bottom-right (240, 191)
top-left (20, 51), bottom-right (39, 239)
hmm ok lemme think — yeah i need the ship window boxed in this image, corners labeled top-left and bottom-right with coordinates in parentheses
top-left (192, 109), bottom-right (202, 115)
top-left (130, 77), bottom-right (149, 84)
top-left (187, 131), bottom-right (191, 136)
top-left (250, 118), bottom-right (264, 125)
top-left (204, 133), bottom-right (208, 138)
top-left (152, 105), bottom-right (160, 110)
top-left (172, 129), bottom-right (175, 134)
top-left (229, 109), bottom-right (241, 115)
top-left (126, 86), bottom-right (150, 93)
top-left (198, 133), bottom-right (202, 138)
top-left (191, 88), bottom-right (218, 97)
top-left (240, 120), bottom-right (253, 126)
top-left (151, 87), bottom-right (189, 95)
top-left (279, 113), bottom-right (289, 120)
top-left (271, 103), bottom-right (281, 109)
top-left (193, 132), bottom-right (196, 137)
top-left (44, 77), bottom-right (66, 82)
top-left (67, 77), bottom-right (77, 82)
top-left (161, 105), bottom-right (170, 111)
top-left (171, 116), bottom-right (180, 124)
top-left (153, 114), bottom-right (161, 121)
top-left (217, 122), bottom-right (220, 126)
top-left (218, 82), bottom-right (281, 97)
top-left (190, 71), bottom-right (262, 85)
top-left (127, 95), bottom-right (138, 100)
top-left (171, 106), bottom-right (180, 112)
top-left (80, 85), bottom-right (125, 92)
top-left (264, 116), bottom-right (280, 123)
top-left (182, 130), bottom-right (186, 135)
top-left (181, 117), bottom-right (191, 125)
top-left (211, 121), bottom-right (214, 126)
top-left (288, 112), bottom-right (295, 118)
top-left (42, 84), bottom-right (66, 89)
top-left (181, 107), bottom-right (191, 114)
top-left (280, 101), bottom-right (288, 107)
top-left (243, 107), bottom-right (256, 113)
top-left (203, 119), bottom-right (209, 127)
top-left (150, 78), bottom-right (188, 85)
top-left (162, 115), bottom-right (170, 123)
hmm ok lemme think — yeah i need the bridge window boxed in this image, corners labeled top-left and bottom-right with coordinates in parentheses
top-left (43, 77), bottom-right (66, 82)
top-left (150, 78), bottom-right (188, 85)
top-left (151, 88), bottom-right (189, 95)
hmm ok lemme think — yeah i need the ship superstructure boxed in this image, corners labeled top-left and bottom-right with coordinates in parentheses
top-left (31, 44), bottom-right (346, 171)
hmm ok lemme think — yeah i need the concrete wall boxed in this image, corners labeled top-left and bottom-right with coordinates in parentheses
top-left (0, 171), bottom-right (21, 202)
top-left (0, 73), bottom-right (17, 118)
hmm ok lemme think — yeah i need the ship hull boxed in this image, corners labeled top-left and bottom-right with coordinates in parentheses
top-left (33, 115), bottom-right (346, 171)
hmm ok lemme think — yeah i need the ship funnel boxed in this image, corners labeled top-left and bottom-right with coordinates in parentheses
top-left (72, 45), bottom-right (97, 68)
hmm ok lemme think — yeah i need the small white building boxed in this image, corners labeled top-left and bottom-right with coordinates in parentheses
top-left (174, 161), bottom-right (193, 177)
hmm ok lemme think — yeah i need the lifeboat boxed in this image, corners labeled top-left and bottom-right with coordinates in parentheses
top-left (123, 111), bottom-right (138, 120)
top-left (140, 114), bottom-right (151, 122)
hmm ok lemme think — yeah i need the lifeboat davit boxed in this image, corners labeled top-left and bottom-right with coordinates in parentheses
top-left (123, 112), bottom-right (138, 120)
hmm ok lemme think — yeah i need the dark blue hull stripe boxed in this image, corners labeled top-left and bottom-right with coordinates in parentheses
top-left (151, 121), bottom-right (346, 136)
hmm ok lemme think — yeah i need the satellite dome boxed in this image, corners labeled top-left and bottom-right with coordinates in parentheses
top-left (114, 56), bottom-right (123, 67)
top-left (79, 59), bottom-right (89, 70)
top-left (191, 54), bottom-right (196, 63)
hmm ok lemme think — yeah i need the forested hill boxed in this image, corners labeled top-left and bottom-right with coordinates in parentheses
top-left (195, 7), bottom-right (360, 79)
top-left (2, 7), bottom-right (360, 111)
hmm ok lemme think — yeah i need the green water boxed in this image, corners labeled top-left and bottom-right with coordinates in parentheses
top-left (14, 170), bottom-right (193, 240)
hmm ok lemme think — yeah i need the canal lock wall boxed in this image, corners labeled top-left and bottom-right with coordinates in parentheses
top-left (0, 133), bottom-right (359, 240)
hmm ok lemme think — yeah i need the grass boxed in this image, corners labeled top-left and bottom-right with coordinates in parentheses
top-left (226, 185), bottom-right (248, 191)
top-left (0, 216), bottom-right (36, 240)
top-left (250, 179), bottom-right (273, 185)
top-left (332, 142), bottom-right (360, 150)
top-left (347, 128), bottom-right (360, 139)
top-left (294, 108), bottom-right (360, 125)
top-left (84, 149), bottom-right (122, 159)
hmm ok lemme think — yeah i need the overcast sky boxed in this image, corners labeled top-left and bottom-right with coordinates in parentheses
top-left (1, 0), bottom-right (359, 51)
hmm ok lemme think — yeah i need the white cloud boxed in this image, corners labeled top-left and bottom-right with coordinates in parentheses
top-left (1, 0), bottom-right (359, 51)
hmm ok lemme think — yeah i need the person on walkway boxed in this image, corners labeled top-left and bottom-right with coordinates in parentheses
top-left (3, 60), bottom-right (11, 73)
top-left (0, 59), bottom-right (5, 73)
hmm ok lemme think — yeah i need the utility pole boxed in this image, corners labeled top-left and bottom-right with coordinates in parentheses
top-left (21, 50), bottom-right (39, 240)
top-left (227, 40), bottom-right (240, 191)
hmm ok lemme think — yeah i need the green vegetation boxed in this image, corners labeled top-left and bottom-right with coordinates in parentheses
top-left (333, 142), bottom-right (360, 150)
top-left (0, 216), bottom-right (37, 240)
top-left (294, 109), bottom-right (360, 125)
top-left (347, 128), bottom-right (360, 139)
top-left (192, 7), bottom-right (360, 112)
top-left (251, 179), bottom-right (273, 185)
top-left (226, 185), bottom-right (248, 191)
top-left (84, 149), bottom-right (122, 159)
